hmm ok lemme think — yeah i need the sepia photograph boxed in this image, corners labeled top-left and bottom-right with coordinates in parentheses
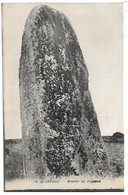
top-left (2, 2), bottom-right (123, 191)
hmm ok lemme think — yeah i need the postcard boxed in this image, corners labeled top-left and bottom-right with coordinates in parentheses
top-left (2, 2), bottom-right (124, 191)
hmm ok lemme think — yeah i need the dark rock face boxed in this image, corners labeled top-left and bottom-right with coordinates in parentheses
top-left (19, 5), bottom-right (109, 179)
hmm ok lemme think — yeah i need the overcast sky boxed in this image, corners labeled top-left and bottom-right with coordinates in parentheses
top-left (3, 3), bottom-right (123, 139)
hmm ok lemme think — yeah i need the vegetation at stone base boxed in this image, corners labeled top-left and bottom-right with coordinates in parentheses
top-left (4, 134), bottom-right (124, 180)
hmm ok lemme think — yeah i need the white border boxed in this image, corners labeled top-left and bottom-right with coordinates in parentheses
top-left (0, 0), bottom-right (125, 3)
top-left (0, 0), bottom-right (128, 195)
top-left (0, 1), bottom-right (4, 194)
top-left (124, 0), bottom-right (128, 194)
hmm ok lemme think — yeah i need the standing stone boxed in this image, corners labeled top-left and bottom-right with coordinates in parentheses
top-left (19, 5), bottom-right (109, 179)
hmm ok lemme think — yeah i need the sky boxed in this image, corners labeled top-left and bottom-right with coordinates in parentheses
top-left (3, 3), bottom-right (123, 138)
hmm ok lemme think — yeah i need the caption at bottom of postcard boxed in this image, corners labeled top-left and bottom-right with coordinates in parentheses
top-left (34, 179), bottom-right (101, 184)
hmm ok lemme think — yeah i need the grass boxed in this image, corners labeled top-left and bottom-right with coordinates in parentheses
top-left (105, 142), bottom-right (124, 177)
top-left (4, 138), bottom-right (124, 180)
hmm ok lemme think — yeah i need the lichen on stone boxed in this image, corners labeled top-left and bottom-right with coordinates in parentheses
top-left (19, 5), bottom-right (109, 179)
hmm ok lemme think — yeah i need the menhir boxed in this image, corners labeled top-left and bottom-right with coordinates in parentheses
top-left (19, 5), bottom-right (109, 179)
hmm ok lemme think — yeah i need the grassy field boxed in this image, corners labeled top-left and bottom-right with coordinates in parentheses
top-left (4, 139), bottom-right (24, 180)
top-left (4, 138), bottom-right (124, 180)
top-left (105, 142), bottom-right (124, 177)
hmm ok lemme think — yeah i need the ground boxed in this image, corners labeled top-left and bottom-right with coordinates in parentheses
top-left (4, 136), bottom-right (124, 181)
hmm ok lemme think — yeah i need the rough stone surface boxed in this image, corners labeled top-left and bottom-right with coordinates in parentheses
top-left (19, 5), bottom-right (109, 179)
